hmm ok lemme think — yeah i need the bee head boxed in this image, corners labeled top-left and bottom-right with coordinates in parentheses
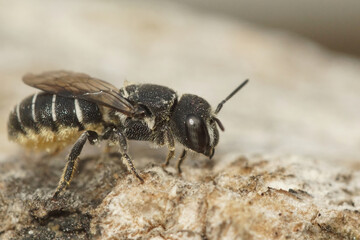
top-left (170, 80), bottom-right (248, 158)
top-left (170, 94), bottom-right (219, 158)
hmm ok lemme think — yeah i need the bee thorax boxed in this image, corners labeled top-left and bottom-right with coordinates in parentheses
top-left (143, 116), bottom-right (156, 130)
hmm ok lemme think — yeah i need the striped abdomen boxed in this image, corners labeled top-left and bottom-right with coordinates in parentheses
top-left (8, 93), bottom-right (104, 152)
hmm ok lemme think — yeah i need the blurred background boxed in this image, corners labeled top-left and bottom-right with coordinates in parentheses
top-left (180, 0), bottom-right (360, 57)
top-left (0, 0), bottom-right (359, 167)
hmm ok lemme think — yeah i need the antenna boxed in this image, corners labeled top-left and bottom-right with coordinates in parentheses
top-left (215, 79), bottom-right (249, 114)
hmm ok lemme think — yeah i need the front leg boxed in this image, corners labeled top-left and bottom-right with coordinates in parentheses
top-left (176, 149), bottom-right (188, 174)
top-left (53, 130), bottom-right (98, 199)
top-left (112, 129), bottom-right (144, 183)
top-left (162, 129), bottom-right (175, 168)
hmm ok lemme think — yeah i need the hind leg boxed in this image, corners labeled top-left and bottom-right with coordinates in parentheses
top-left (53, 131), bottom-right (98, 199)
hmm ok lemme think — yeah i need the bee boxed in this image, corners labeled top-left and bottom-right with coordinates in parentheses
top-left (7, 71), bottom-right (248, 198)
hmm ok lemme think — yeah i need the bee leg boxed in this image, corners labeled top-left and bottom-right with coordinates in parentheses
top-left (162, 130), bottom-right (175, 168)
top-left (99, 126), bottom-right (120, 160)
top-left (113, 129), bottom-right (144, 183)
top-left (52, 131), bottom-right (98, 199)
top-left (176, 149), bottom-right (188, 174)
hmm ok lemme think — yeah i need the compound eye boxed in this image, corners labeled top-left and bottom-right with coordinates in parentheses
top-left (185, 114), bottom-right (209, 153)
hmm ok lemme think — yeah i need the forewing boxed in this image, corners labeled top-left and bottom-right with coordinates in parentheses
top-left (23, 71), bottom-right (137, 116)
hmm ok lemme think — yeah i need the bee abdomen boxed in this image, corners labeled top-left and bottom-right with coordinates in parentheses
top-left (8, 93), bottom-right (103, 151)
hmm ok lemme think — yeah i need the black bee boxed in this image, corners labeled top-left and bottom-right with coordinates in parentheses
top-left (7, 71), bottom-right (248, 198)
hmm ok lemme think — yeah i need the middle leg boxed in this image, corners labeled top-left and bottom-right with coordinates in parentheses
top-left (112, 129), bottom-right (144, 183)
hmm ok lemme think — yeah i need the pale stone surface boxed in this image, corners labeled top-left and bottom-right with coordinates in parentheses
top-left (1, 152), bottom-right (360, 239)
top-left (91, 155), bottom-right (360, 239)
top-left (0, 0), bottom-right (360, 239)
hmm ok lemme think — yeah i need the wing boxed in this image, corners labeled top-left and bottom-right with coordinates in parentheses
top-left (23, 70), bottom-right (143, 117)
